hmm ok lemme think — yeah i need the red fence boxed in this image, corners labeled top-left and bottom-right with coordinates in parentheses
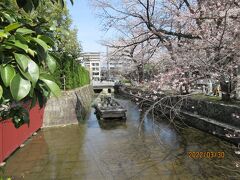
top-left (0, 103), bottom-right (44, 163)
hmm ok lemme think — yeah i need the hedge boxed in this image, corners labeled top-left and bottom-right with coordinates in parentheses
top-left (53, 54), bottom-right (90, 90)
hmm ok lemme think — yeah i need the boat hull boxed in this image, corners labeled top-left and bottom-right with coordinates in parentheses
top-left (95, 106), bottom-right (127, 120)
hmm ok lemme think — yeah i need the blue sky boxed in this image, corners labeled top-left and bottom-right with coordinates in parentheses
top-left (67, 1), bottom-right (106, 53)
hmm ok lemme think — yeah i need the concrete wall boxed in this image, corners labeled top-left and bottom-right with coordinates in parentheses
top-left (117, 86), bottom-right (240, 144)
top-left (181, 98), bottom-right (240, 128)
top-left (237, 74), bottom-right (240, 100)
top-left (43, 85), bottom-right (94, 127)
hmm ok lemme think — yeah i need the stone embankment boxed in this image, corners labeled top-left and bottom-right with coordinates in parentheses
top-left (43, 85), bottom-right (94, 127)
top-left (116, 85), bottom-right (240, 145)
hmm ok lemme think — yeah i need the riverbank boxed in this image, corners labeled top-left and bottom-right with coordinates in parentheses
top-left (116, 85), bottom-right (240, 145)
top-left (43, 85), bottom-right (94, 127)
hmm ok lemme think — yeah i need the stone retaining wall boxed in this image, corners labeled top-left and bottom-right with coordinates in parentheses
top-left (118, 86), bottom-right (240, 128)
top-left (116, 85), bottom-right (240, 144)
top-left (237, 75), bottom-right (240, 100)
top-left (43, 85), bottom-right (94, 127)
top-left (181, 98), bottom-right (240, 128)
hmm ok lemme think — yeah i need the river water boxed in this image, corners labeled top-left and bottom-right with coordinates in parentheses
top-left (1, 96), bottom-right (240, 180)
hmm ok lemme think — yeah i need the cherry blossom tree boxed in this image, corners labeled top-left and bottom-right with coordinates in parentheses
top-left (92, 0), bottom-right (240, 100)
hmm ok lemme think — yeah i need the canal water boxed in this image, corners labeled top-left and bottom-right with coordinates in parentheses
top-left (1, 96), bottom-right (240, 180)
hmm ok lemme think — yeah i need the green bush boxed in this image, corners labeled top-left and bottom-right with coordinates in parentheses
top-left (123, 79), bottom-right (131, 83)
top-left (53, 54), bottom-right (90, 90)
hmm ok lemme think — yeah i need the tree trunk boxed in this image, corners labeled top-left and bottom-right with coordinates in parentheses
top-left (137, 64), bottom-right (144, 83)
top-left (220, 80), bottom-right (231, 101)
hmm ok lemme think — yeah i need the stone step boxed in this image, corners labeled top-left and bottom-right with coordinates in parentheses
top-left (182, 110), bottom-right (240, 132)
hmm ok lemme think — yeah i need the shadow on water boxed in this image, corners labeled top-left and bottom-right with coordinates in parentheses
top-left (97, 119), bottom-right (127, 130)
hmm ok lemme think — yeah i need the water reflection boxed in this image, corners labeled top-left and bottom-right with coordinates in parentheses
top-left (97, 120), bottom-right (127, 130)
top-left (1, 96), bottom-right (240, 180)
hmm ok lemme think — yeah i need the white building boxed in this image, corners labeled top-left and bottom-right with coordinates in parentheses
top-left (81, 52), bottom-right (101, 81)
top-left (109, 61), bottom-right (123, 71)
top-left (99, 49), bottom-right (135, 81)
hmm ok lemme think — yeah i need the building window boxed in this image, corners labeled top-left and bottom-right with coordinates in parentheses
top-left (93, 72), bottom-right (100, 76)
top-left (92, 63), bottom-right (99, 66)
top-left (92, 67), bottom-right (99, 71)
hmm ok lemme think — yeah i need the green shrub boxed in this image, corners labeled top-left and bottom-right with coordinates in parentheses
top-left (53, 54), bottom-right (90, 90)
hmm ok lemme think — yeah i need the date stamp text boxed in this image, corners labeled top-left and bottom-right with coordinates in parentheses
top-left (188, 151), bottom-right (224, 159)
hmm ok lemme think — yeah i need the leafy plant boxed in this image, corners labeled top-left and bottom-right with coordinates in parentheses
top-left (16, 0), bottom-right (74, 12)
top-left (53, 53), bottom-right (90, 90)
top-left (0, 0), bottom-right (74, 127)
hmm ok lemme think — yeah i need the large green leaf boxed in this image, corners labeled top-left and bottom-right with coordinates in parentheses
top-left (10, 74), bottom-right (31, 101)
top-left (39, 72), bottom-right (55, 81)
top-left (0, 65), bottom-right (16, 87)
top-left (21, 59), bottom-right (39, 86)
top-left (32, 38), bottom-right (49, 51)
top-left (0, 85), bottom-right (3, 99)
top-left (16, 28), bottom-right (35, 35)
top-left (15, 33), bottom-right (28, 44)
top-left (0, 31), bottom-right (8, 38)
top-left (30, 91), bottom-right (37, 108)
top-left (8, 34), bottom-right (15, 41)
top-left (2, 12), bottom-right (15, 23)
top-left (40, 74), bottom-right (61, 97)
top-left (46, 54), bottom-right (56, 73)
top-left (14, 40), bottom-right (29, 52)
top-left (14, 53), bottom-right (30, 71)
top-left (35, 89), bottom-right (47, 108)
top-left (6, 40), bottom-right (29, 52)
top-left (37, 35), bottom-right (54, 46)
top-left (4, 23), bottom-right (21, 32)
top-left (27, 48), bottom-right (37, 57)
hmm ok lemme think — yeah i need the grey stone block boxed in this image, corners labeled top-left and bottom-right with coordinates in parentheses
top-left (43, 85), bottom-right (94, 127)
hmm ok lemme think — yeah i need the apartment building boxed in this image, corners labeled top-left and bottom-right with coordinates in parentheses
top-left (81, 52), bottom-right (101, 81)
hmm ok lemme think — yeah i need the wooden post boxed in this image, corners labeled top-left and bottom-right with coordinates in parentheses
top-left (63, 75), bottom-right (66, 91)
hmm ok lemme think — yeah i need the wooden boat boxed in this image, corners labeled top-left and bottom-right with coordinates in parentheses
top-left (94, 96), bottom-right (127, 120)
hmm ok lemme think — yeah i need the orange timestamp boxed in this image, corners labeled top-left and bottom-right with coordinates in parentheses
top-left (188, 151), bottom-right (224, 159)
